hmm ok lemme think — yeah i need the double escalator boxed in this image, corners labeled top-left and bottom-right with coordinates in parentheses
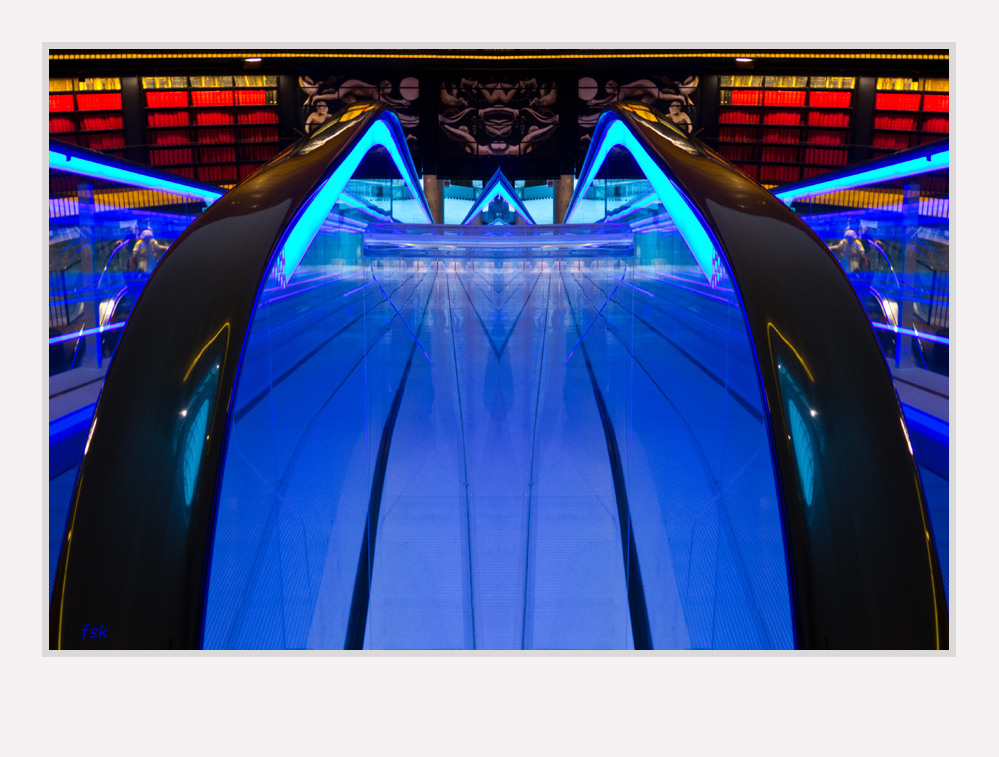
top-left (50, 103), bottom-right (947, 650)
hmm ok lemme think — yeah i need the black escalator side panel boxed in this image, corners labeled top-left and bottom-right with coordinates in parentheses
top-left (50, 106), bottom-right (406, 650)
top-left (603, 104), bottom-right (946, 649)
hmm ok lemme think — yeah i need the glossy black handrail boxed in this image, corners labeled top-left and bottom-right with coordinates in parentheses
top-left (50, 104), bottom-right (427, 649)
top-left (567, 103), bottom-right (947, 649)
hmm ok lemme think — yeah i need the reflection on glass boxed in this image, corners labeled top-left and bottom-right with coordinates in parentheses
top-left (48, 168), bottom-right (204, 376)
top-left (793, 168), bottom-right (949, 377)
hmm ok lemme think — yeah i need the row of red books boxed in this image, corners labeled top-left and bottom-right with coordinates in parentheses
top-left (149, 148), bottom-right (193, 166)
top-left (873, 133), bottom-right (916, 150)
top-left (874, 116), bottom-right (918, 130)
top-left (198, 165), bottom-right (238, 183)
top-left (81, 115), bottom-right (123, 130)
top-left (77, 93), bottom-right (121, 111)
top-left (727, 90), bottom-right (851, 108)
top-left (761, 147), bottom-right (797, 162)
top-left (147, 92), bottom-right (189, 108)
top-left (719, 110), bottom-right (850, 128)
top-left (241, 127), bottom-right (278, 143)
top-left (191, 90), bottom-right (234, 107)
top-left (49, 117), bottom-right (75, 133)
top-left (194, 110), bottom-right (235, 125)
top-left (807, 130), bottom-right (846, 145)
top-left (149, 127), bottom-right (280, 146)
top-left (719, 127), bottom-right (758, 143)
top-left (732, 163), bottom-right (758, 180)
top-left (803, 148), bottom-right (848, 166)
top-left (760, 165), bottom-right (801, 183)
top-left (762, 128), bottom-right (801, 143)
top-left (235, 90), bottom-right (270, 105)
top-left (763, 91), bottom-right (808, 107)
top-left (194, 129), bottom-right (235, 144)
top-left (49, 95), bottom-right (75, 112)
top-left (150, 131), bottom-right (192, 146)
top-left (923, 117), bottom-right (949, 133)
top-left (190, 90), bottom-right (270, 106)
top-left (719, 110), bottom-right (762, 124)
top-left (809, 91), bottom-right (851, 108)
top-left (49, 115), bottom-right (124, 132)
top-left (200, 147), bottom-right (238, 163)
top-left (719, 145), bottom-right (756, 162)
top-left (875, 93), bottom-right (921, 111)
top-left (238, 110), bottom-right (278, 124)
top-left (923, 95), bottom-right (949, 112)
top-left (82, 134), bottom-right (125, 150)
top-left (148, 111), bottom-right (190, 127)
top-left (728, 90), bottom-right (765, 106)
top-left (765, 111), bottom-right (804, 125)
top-left (808, 111), bottom-right (850, 127)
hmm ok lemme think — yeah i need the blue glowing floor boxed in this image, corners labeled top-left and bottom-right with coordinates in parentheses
top-left (201, 259), bottom-right (795, 649)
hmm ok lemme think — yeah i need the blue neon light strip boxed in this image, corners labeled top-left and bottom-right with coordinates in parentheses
top-left (49, 321), bottom-right (125, 345)
top-left (774, 148), bottom-right (950, 202)
top-left (900, 402), bottom-right (949, 445)
top-left (273, 117), bottom-right (432, 286)
top-left (870, 321), bottom-right (950, 345)
top-left (462, 183), bottom-right (536, 225)
top-left (49, 148), bottom-right (223, 203)
top-left (566, 118), bottom-right (724, 286)
top-left (49, 402), bottom-right (98, 444)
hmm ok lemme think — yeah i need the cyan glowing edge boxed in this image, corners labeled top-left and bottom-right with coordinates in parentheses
top-left (461, 182), bottom-right (536, 225)
top-left (565, 118), bottom-right (724, 286)
top-left (274, 117), bottom-right (433, 286)
top-left (774, 148), bottom-right (950, 202)
top-left (49, 148), bottom-right (223, 203)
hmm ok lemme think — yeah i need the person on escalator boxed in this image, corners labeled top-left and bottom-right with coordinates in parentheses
top-left (127, 228), bottom-right (167, 273)
top-left (830, 228), bottom-right (868, 273)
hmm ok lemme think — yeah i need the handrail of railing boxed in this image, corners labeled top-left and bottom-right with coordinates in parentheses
top-left (49, 140), bottom-right (224, 203)
top-left (772, 139), bottom-right (949, 203)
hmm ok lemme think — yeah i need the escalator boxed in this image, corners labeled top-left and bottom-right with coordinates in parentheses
top-left (50, 102), bottom-right (947, 650)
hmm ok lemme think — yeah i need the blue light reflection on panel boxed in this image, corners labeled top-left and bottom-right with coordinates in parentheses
top-left (273, 118), bottom-right (432, 286)
top-left (774, 148), bottom-right (950, 202)
top-left (786, 401), bottom-right (815, 507)
top-left (566, 118), bottom-right (725, 287)
top-left (49, 148), bottom-right (223, 203)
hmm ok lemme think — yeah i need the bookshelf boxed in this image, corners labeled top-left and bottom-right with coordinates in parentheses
top-left (49, 78), bottom-right (127, 157)
top-left (717, 75), bottom-right (856, 185)
top-left (871, 77), bottom-right (949, 158)
top-left (142, 75), bottom-right (281, 184)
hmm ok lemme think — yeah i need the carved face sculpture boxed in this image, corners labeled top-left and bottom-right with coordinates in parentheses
top-left (440, 77), bottom-right (558, 156)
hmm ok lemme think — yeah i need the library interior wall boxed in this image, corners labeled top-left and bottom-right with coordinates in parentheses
top-left (48, 61), bottom-right (949, 188)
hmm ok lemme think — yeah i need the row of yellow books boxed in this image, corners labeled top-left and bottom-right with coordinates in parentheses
top-left (876, 78), bottom-right (949, 92)
top-left (143, 75), bottom-right (278, 90)
top-left (49, 77), bottom-right (121, 92)
top-left (721, 75), bottom-right (855, 89)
